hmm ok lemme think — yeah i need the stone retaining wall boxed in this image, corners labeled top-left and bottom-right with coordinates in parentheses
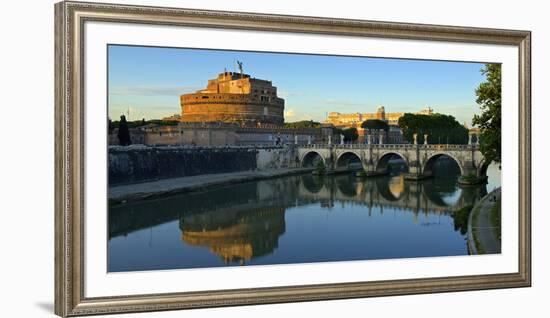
top-left (109, 146), bottom-right (259, 185)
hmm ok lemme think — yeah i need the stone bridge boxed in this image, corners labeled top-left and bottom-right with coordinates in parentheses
top-left (297, 143), bottom-right (488, 184)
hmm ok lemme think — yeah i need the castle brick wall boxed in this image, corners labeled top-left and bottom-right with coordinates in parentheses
top-left (108, 123), bottom-right (322, 146)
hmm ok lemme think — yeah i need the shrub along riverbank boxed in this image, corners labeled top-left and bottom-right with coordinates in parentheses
top-left (452, 205), bottom-right (474, 236)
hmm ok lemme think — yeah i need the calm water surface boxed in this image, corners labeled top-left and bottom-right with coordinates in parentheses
top-left (108, 162), bottom-right (500, 272)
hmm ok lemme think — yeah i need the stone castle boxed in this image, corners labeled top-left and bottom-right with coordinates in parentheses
top-left (180, 71), bottom-right (285, 127)
top-left (109, 68), bottom-right (437, 146)
top-left (110, 68), bottom-right (332, 146)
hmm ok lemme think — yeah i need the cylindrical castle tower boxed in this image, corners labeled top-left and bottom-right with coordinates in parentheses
top-left (180, 71), bottom-right (285, 126)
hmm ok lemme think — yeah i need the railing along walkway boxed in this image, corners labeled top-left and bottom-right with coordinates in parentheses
top-left (299, 143), bottom-right (476, 150)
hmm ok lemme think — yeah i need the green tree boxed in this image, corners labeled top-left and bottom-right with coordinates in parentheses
top-left (316, 159), bottom-right (326, 174)
top-left (342, 127), bottom-right (359, 143)
top-left (147, 119), bottom-right (179, 126)
top-left (398, 113), bottom-right (468, 144)
top-left (361, 119), bottom-right (389, 132)
top-left (117, 115), bottom-right (131, 146)
top-left (284, 120), bottom-right (321, 129)
top-left (108, 118), bottom-right (114, 134)
top-left (332, 127), bottom-right (344, 136)
top-left (472, 64), bottom-right (501, 163)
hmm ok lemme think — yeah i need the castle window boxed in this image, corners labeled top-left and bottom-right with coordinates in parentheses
top-left (202, 96), bottom-right (209, 99)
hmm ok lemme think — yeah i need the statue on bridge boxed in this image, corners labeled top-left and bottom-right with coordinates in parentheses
top-left (340, 134), bottom-right (344, 145)
top-left (468, 132), bottom-right (479, 146)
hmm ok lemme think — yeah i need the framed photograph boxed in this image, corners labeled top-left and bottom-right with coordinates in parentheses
top-left (54, 1), bottom-right (531, 316)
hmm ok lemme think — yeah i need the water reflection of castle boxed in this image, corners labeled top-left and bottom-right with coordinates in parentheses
top-left (109, 173), bottom-right (487, 264)
top-left (180, 206), bottom-right (285, 265)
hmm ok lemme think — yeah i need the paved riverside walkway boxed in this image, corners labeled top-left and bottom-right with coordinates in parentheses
top-left (109, 167), bottom-right (313, 204)
top-left (468, 187), bottom-right (501, 254)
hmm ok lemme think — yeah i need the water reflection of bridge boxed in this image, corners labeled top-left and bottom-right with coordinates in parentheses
top-left (298, 174), bottom-right (487, 215)
top-left (109, 172), bottom-right (487, 264)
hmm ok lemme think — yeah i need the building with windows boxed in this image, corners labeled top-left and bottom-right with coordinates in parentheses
top-left (326, 106), bottom-right (434, 127)
top-left (162, 114), bottom-right (182, 121)
top-left (325, 106), bottom-right (434, 144)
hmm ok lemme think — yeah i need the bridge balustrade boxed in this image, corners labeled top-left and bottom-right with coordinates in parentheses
top-left (299, 143), bottom-right (475, 150)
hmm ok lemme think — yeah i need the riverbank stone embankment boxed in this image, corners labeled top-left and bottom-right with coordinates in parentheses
top-left (468, 187), bottom-right (501, 255)
top-left (109, 146), bottom-right (260, 185)
top-left (109, 167), bottom-right (313, 205)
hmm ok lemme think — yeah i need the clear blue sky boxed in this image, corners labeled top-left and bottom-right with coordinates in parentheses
top-left (108, 44), bottom-right (488, 125)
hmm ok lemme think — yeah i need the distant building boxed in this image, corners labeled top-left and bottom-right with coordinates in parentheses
top-left (326, 106), bottom-right (434, 127)
top-left (326, 106), bottom-right (400, 126)
top-left (162, 114), bottom-right (181, 121)
top-left (417, 107), bottom-right (434, 116)
top-left (325, 106), bottom-right (434, 144)
top-left (387, 125), bottom-right (405, 144)
top-left (180, 71), bottom-right (285, 127)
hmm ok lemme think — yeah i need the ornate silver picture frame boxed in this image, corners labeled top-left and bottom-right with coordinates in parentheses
top-left (55, 1), bottom-right (531, 316)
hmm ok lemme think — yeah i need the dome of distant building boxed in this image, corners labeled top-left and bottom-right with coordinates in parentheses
top-left (180, 71), bottom-right (285, 126)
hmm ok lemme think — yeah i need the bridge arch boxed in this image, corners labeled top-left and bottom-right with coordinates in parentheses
top-left (301, 150), bottom-right (326, 168)
top-left (375, 152), bottom-right (409, 173)
top-left (335, 151), bottom-right (362, 170)
top-left (423, 153), bottom-right (463, 177)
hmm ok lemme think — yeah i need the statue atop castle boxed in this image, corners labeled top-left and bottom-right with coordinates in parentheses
top-left (376, 106), bottom-right (386, 120)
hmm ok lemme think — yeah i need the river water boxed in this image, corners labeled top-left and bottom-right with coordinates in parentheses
top-left (108, 162), bottom-right (500, 272)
